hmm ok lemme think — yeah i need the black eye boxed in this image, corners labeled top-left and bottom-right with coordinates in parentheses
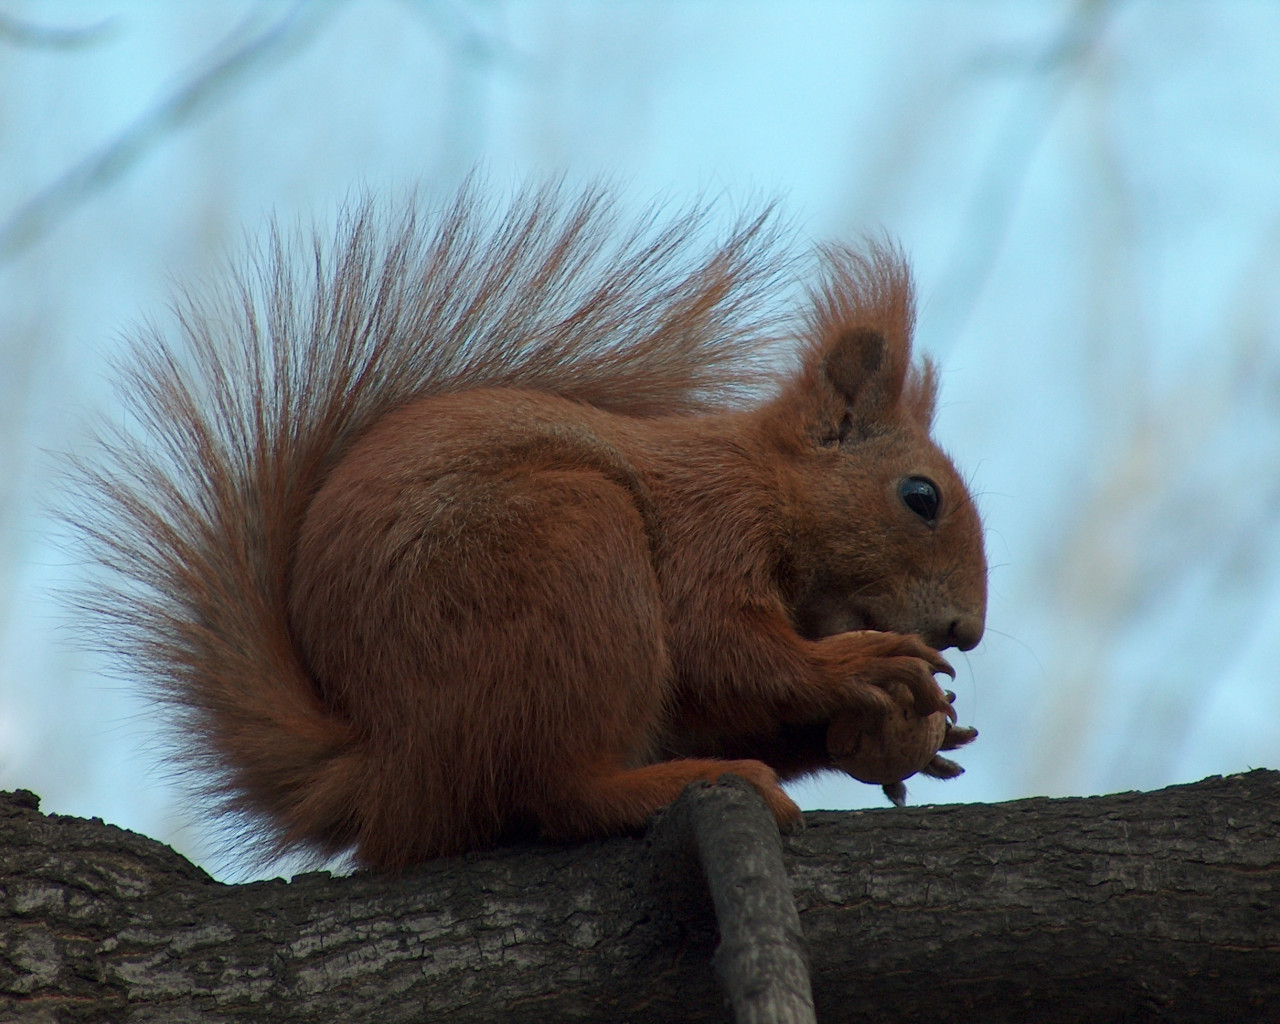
top-left (899, 476), bottom-right (940, 524)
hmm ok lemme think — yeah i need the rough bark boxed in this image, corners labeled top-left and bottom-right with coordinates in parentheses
top-left (657, 778), bottom-right (816, 1024)
top-left (2, 771), bottom-right (1278, 1024)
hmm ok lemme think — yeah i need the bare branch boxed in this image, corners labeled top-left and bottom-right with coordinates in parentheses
top-left (930, 0), bottom-right (1123, 343)
top-left (0, 12), bottom-right (116, 50)
top-left (0, 2), bottom-right (337, 262)
top-left (653, 778), bottom-right (817, 1024)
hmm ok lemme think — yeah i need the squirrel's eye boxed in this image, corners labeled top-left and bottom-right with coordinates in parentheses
top-left (899, 476), bottom-right (940, 524)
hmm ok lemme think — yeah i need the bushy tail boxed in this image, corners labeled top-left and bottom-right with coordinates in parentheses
top-left (63, 181), bottom-right (792, 865)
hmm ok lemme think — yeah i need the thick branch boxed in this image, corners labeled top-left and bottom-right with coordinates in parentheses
top-left (2, 771), bottom-right (1278, 1023)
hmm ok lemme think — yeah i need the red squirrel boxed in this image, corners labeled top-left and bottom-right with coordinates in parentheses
top-left (71, 184), bottom-right (987, 871)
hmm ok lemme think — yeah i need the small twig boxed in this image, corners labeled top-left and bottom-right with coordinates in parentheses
top-left (661, 777), bottom-right (817, 1024)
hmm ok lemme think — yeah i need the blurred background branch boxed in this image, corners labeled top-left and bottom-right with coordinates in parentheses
top-left (0, 11), bottom-right (117, 49)
top-left (0, 1), bottom-right (335, 261)
top-left (932, 0), bottom-right (1121, 342)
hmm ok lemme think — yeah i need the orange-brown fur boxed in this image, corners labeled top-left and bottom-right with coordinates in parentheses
top-left (70, 183), bottom-right (986, 871)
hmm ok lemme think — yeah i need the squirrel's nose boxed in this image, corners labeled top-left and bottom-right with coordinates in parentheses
top-left (946, 615), bottom-right (984, 652)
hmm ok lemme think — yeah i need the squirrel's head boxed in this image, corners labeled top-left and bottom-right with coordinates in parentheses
top-left (768, 244), bottom-right (987, 653)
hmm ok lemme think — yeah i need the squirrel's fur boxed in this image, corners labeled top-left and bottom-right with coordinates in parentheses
top-left (70, 183), bottom-right (987, 871)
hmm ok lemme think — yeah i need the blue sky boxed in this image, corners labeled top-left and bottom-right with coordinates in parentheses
top-left (1, 1), bottom-right (1278, 877)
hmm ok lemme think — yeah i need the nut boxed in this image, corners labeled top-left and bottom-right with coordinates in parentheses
top-left (828, 699), bottom-right (949, 786)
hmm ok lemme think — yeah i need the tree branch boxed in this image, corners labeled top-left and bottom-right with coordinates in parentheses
top-left (2, 771), bottom-right (1277, 1023)
top-left (653, 777), bottom-right (816, 1024)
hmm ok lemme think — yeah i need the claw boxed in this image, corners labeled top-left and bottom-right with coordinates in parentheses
top-left (944, 689), bottom-right (957, 704)
top-left (921, 754), bottom-right (964, 779)
top-left (911, 684), bottom-right (954, 720)
top-left (941, 724), bottom-right (978, 751)
top-left (882, 780), bottom-right (907, 806)
top-left (895, 661), bottom-right (954, 720)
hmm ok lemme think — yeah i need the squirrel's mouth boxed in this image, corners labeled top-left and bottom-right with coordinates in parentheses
top-left (791, 601), bottom-right (878, 642)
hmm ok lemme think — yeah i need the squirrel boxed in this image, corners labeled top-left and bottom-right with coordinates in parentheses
top-left (69, 183), bottom-right (987, 872)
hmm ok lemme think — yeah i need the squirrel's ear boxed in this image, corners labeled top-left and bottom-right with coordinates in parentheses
top-left (821, 325), bottom-right (906, 426)
top-left (803, 243), bottom-right (915, 431)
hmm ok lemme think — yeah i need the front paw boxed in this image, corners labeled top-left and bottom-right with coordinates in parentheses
top-left (833, 630), bottom-right (956, 718)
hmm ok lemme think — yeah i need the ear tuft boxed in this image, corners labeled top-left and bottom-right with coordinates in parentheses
top-left (905, 356), bottom-right (939, 430)
top-left (803, 241), bottom-right (918, 425)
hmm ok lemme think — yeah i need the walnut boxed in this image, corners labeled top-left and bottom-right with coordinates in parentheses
top-left (827, 684), bottom-right (976, 803)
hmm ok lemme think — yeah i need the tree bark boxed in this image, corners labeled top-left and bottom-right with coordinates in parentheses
top-left (658, 777), bottom-right (816, 1024)
top-left (2, 771), bottom-right (1277, 1024)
